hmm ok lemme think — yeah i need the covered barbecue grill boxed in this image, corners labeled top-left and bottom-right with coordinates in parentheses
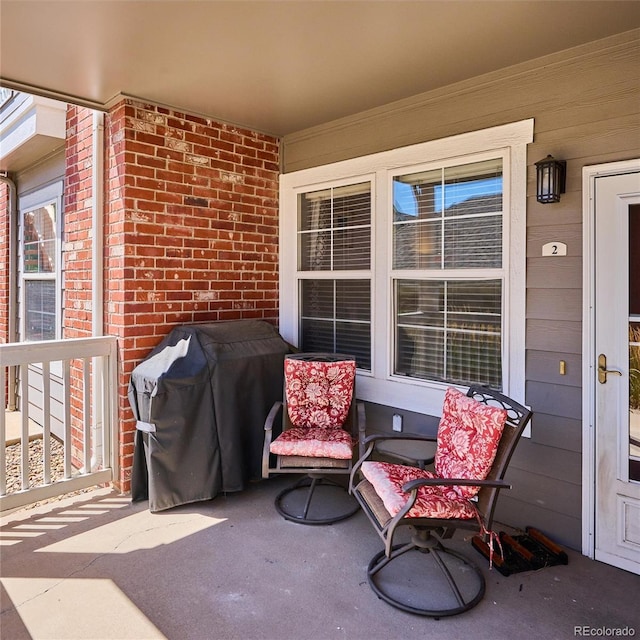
top-left (129, 320), bottom-right (290, 512)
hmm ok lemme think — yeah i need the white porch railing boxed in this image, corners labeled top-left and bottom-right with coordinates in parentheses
top-left (0, 336), bottom-right (118, 512)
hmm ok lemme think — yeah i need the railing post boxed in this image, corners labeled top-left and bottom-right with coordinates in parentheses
top-left (20, 363), bottom-right (29, 490)
top-left (92, 354), bottom-right (104, 472)
top-left (62, 359), bottom-right (72, 479)
top-left (42, 361), bottom-right (51, 484)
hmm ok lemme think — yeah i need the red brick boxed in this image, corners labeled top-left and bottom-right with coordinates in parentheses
top-left (44, 98), bottom-right (282, 493)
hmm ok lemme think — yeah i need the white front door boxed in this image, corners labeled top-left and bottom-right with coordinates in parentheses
top-left (594, 169), bottom-right (640, 575)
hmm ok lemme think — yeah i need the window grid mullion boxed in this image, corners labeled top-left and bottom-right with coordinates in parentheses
top-left (330, 188), bottom-right (334, 272)
top-left (440, 168), bottom-right (445, 271)
top-left (332, 279), bottom-right (337, 352)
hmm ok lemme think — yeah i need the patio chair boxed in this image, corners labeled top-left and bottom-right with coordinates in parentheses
top-left (349, 385), bottom-right (532, 617)
top-left (262, 353), bottom-right (366, 525)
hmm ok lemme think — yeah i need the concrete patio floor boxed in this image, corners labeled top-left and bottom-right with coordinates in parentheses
top-left (1, 477), bottom-right (638, 640)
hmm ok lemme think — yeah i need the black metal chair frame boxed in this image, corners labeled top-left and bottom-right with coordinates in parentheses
top-left (349, 385), bottom-right (532, 617)
top-left (262, 353), bottom-right (366, 525)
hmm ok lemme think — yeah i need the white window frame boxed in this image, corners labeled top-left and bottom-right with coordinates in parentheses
top-left (280, 119), bottom-right (533, 417)
top-left (19, 180), bottom-right (63, 343)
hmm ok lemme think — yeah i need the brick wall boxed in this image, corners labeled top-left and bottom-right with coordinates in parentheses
top-left (104, 99), bottom-right (280, 490)
top-left (64, 106), bottom-right (96, 463)
top-left (64, 105), bottom-right (95, 338)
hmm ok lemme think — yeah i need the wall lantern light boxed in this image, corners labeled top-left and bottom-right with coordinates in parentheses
top-left (535, 155), bottom-right (566, 204)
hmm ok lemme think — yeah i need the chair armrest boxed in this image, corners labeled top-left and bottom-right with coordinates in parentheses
top-left (402, 477), bottom-right (511, 493)
top-left (362, 432), bottom-right (437, 447)
top-left (349, 438), bottom-right (376, 494)
top-left (356, 401), bottom-right (367, 459)
top-left (262, 401), bottom-right (283, 479)
top-left (263, 400), bottom-right (283, 433)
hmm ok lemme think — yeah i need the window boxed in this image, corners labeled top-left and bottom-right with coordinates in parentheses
top-left (395, 279), bottom-right (502, 387)
top-left (297, 184), bottom-right (372, 369)
top-left (19, 182), bottom-right (62, 341)
top-left (392, 159), bottom-right (504, 389)
top-left (280, 120), bottom-right (533, 415)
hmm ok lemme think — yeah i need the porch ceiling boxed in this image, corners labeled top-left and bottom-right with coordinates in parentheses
top-left (1, 1), bottom-right (639, 137)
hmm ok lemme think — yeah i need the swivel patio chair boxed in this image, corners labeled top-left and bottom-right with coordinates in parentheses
top-left (349, 385), bottom-right (532, 617)
top-left (262, 353), bottom-right (366, 525)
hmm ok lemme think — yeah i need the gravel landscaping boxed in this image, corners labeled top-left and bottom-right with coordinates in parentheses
top-left (3, 437), bottom-right (95, 509)
top-left (4, 437), bottom-right (66, 494)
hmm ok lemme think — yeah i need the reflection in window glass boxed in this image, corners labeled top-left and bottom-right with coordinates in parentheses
top-left (395, 279), bottom-right (502, 388)
top-left (22, 199), bottom-right (57, 341)
top-left (629, 205), bottom-right (640, 482)
top-left (23, 204), bottom-right (56, 272)
top-left (630, 324), bottom-right (640, 481)
top-left (629, 204), bottom-right (640, 481)
top-left (393, 159), bottom-right (503, 270)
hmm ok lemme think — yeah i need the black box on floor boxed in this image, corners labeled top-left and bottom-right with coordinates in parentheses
top-left (472, 526), bottom-right (569, 576)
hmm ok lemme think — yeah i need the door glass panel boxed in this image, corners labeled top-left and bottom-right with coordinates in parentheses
top-left (22, 200), bottom-right (58, 341)
top-left (629, 204), bottom-right (640, 481)
top-left (24, 281), bottom-right (56, 341)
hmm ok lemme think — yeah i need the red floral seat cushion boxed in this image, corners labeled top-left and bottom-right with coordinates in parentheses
top-left (269, 427), bottom-right (353, 459)
top-left (270, 357), bottom-right (356, 460)
top-left (284, 358), bottom-right (355, 429)
top-left (435, 387), bottom-right (507, 499)
top-left (361, 461), bottom-right (478, 519)
top-left (360, 387), bottom-right (508, 519)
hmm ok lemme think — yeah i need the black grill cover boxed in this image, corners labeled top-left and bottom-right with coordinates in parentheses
top-left (129, 320), bottom-right (290, 512)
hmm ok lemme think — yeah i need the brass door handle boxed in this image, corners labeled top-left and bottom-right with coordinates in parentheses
top-left (598, 353), bottom-right (623, 384)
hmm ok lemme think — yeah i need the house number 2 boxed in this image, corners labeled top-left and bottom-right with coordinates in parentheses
top-left (542, 242), bottom-right (567, 257)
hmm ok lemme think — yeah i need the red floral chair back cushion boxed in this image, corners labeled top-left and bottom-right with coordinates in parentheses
top-left (435, 387), bottom-right (507, 499)
top-left (285, 358), bottom-right (355, 429)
